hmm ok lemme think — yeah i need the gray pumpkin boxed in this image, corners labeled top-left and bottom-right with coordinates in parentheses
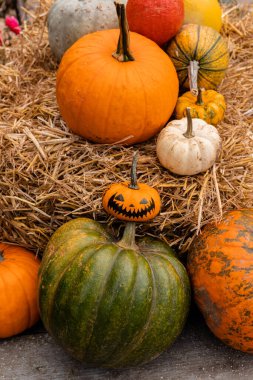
top-left (47, 0), bottom-right (119, 61)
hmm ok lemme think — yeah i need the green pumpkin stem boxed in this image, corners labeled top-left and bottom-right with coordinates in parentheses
top-left (129, 151), bottom-right (139, 190)
top-left (183, 108), bottom-right (195, 139)
top-left (188, 60), bottom-right (199, 95)
top-left (196, 88), bottom-right (204, 105)
top-left (118, 222), bottom-right (138, 250)
top-left (112, 2), bottom-right (135, 62)
top-left (0, 250), bottom-right (4, 261)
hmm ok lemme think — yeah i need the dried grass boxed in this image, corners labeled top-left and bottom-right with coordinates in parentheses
top-left (0, 1), bottom-right (252, 255)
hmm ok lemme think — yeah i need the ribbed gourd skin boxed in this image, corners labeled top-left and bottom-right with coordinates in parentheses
top-left (166, 24), bottom-right (229, 90)
top-left (39, 218), bottom-right (190, 368)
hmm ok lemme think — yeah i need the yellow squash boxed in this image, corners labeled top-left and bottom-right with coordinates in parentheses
top-left (183, 0), bottom-right (222, 32)
top-left (175, 88), bottom-right (226, 125)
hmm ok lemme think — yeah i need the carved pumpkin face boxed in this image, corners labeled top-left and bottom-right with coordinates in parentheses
top-left (102, 182), bottom-right (161, 222)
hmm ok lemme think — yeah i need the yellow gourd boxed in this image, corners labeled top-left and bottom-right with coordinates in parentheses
top-left (183, 0), bottom-right (222, 32)
top-left (175, 89), bottom-right (226, 125)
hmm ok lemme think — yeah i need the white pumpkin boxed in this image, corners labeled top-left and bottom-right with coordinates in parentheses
top-left (156, 108), bottom-right (222, 176)
top-left (47, 0), bottom-right (119, 61)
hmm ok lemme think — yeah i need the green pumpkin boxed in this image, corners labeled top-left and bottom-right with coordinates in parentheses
top-left (38, 218), bottom-right (190, 368)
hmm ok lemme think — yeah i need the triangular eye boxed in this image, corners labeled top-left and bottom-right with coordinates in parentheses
top-left (140, 198), bottom-right (148, 204)
top-left (115, 194), bottom-right (124, 201)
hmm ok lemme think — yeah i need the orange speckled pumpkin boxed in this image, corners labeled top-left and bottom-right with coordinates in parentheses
top-left (187, 209), bottom-right (253, 353)
top-left (102, 152), bottom-right (161, 222)
top-left (0, 243), bottom-right (41, 338)
top-left (56, 3), bottom-right (178, 145)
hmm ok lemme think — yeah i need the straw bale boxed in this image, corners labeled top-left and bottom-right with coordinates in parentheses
top-left (0, 1), bottom-right (252, 255)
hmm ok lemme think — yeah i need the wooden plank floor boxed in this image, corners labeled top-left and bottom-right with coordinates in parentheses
top-left (1, 307), bottom-right (253, 380)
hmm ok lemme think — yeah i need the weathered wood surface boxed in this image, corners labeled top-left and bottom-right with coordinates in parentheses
top-left (1, 308), bottom-right (253, 380)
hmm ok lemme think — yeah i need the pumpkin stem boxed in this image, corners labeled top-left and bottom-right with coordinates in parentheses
top-left (183, 108), bottom-right (195, 139)
top-left (188, 60), bottom-right (199, 96)
top-left (196, 88), bottom-right (204, 105)
top-left (112, 2), bottom-right (135, 62)
top-left (129, 151), bottom-right (139, 190)
top-left (118, 222), bottom-right (138, 250)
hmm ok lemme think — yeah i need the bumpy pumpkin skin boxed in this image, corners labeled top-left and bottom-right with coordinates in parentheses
top-left (126, 0), bottom-right (184, 46)
top-left (175, 90), bottom-right (226, 125)
top-left (47, 0), bottom-right (118, 61)
top-left (39, 218), bottom-right (190, 368)
top-left (56, 30), bottom-right (179, 145)
top-left (0, 243), bottom-right (41, 338)
top-left (183, 0), bottom-right (222, 32)
top-left (102, 182), bottom-right (161, 222)
top-left (187, 209), bottom-right (253, 353)
top-left (166, 24), bottom-right (229, 91)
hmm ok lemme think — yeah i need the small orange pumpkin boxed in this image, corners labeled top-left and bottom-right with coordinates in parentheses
top-left (102, 152), bottom-right (161, 222)
top-left (56, 2), bottom-right (178, 145)
top-left (175, 88), bottom-right (226, 125)
top-left (187, 209), bottom-right (253, 353)
top-left (0, 243), bottom-right (41, 338)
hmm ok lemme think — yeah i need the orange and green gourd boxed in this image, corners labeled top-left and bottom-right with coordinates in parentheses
top-left (166, 24), bottom-right (229, 94)
top-left (187, 209), bottom-right (253, 353)
top-left (102, 152), bottom-right (161, 222)
top-left (56, 2), bottom-right (179, 145)
top-left (175, 88), bottom-right (226, 125)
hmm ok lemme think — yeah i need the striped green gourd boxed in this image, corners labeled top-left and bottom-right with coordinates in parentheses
top-left (38, 218), bottom-right (190, 368)
top-left (166, 23), bottom-right (229, 94)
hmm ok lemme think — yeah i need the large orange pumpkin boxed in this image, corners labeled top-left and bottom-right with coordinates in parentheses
top-left (0, 243), bottom-right (41, 338)
top-left (187, 209), bottom-right (253, 353)
top-left (56, 3), bottom-right (179, 145)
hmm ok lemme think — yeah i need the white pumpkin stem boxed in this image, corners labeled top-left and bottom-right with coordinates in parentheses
top-left (188, 60), bottom-right (199, 96)
top-left (196, 88), bottom-right (204, 105)
top-left (118, 222), bottom-right (138, 250)
top-left (129, 151), bottom-right (139, 190)
top-left (184, 108), bottom-right (195, 139)
top-left (112, 2), bottom-right (135, 62)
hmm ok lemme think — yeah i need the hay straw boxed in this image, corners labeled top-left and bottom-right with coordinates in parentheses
top-left (0, 1), bottom-right (252, 254)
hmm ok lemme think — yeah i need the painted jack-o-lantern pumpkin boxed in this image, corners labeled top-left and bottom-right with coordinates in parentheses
top-left (102, 152), bottom-right (161, 222)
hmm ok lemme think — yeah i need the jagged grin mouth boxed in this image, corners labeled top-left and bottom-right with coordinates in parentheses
top-left (107, 193), bottom-right (156, 218)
